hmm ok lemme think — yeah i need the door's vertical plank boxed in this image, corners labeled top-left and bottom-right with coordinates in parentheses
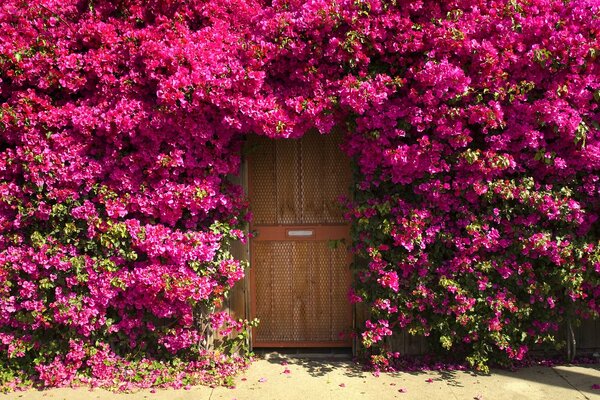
top-left (275, 140), bottom-right (300, 225)
top-left (596, 319), bottom-right (600, 348)
top-left (254, 242), bottom-right (272, 342)
top-left (271, 241), bottom-right (294, 341)
top-left (248, 135), bottom-right (276, 225)
top-left (226, 161), bottom-right (248, 322)
top-left (301, 132), bottom-right (324, 224)
top-left (577, 318), bottom-right (600, 350)
top-left (228, 240), bottom-right (247, 320)
top-left (313, 242), bottom-right (331, 341)
top-left (404, 332), bottom-right (426, 355)
top-left (292, 241), bottom-right (311, 341)
top-left (330, 244), bottom-right (351, 341)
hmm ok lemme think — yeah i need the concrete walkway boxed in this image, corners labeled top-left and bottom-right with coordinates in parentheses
top-left (2, 355), bottom-right (600, 400)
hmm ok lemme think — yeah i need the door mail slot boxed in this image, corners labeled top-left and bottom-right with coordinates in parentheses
top-left (286, 229), bottom-right (315, 238)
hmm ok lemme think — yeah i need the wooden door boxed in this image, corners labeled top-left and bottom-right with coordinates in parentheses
top-left (248, 131), bottom-right (352, 347)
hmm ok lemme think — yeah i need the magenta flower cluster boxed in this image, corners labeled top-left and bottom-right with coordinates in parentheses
top-left (1, 0), bottom-right (599, 386)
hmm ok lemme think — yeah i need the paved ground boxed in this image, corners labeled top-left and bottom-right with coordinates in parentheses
top-left (2, 355), bottom-right (600, 400)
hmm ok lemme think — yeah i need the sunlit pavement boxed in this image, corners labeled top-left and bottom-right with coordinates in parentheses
top-left (3, 357), bottom-right (600, 400)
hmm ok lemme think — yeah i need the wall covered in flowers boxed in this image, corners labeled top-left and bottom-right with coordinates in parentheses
top-left (0, 0), bottom-right (599, 388)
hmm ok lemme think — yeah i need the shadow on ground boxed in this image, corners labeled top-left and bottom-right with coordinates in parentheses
top-left (257, 349), bottom-right (600, 398)
top-left (257, 349), bottom-right (367, 378)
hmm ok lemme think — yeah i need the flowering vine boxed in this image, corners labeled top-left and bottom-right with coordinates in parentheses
top-left (1, 0), bottom-right (599, 387)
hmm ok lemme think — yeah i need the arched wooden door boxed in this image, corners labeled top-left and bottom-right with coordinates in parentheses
top-left (247, 131), bottom-right (352, 347)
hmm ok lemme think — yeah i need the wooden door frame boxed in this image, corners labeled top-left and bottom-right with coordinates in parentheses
top-left (244, 135), bottom-right (354, 349)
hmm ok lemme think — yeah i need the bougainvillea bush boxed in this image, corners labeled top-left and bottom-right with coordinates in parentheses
top-left (0, 0), bottom-right (257, 389)
top-left (330, 0), bottom-right (600, 370)
top-left (1, 0), bottom-right (599, 388)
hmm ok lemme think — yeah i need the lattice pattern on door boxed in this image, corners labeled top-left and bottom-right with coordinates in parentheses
top-left (248, 131), bottom-right (352, 346)
top-left (253, 241), bottom-right (350, 342)
top-left (248, 131), bottom-right (351, 226)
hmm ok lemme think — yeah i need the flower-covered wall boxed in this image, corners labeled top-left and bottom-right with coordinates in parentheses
top-left (1, 0), bottom-right (599, 387)
top-left (0, 0), bottom-right (257, 388)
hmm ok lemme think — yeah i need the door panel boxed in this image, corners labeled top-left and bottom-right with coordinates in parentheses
top-left (251, 240), bottom-right (351, 343)
top-left (248, 131), bottom-right (352, 347)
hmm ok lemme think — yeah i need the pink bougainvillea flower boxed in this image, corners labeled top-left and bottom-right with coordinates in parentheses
top-left (592, 384), bottom-right (600, 390)
top-left (339, 383), bottom-right (346, 388)
top-left (258, 378), bottom-right (267, 383)
top-left (398, 388), bottom-right (407, 393)
top-left (426, 378), bottom-right (434, 383)
top-left (282, 368), bottom-right (291, 374)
